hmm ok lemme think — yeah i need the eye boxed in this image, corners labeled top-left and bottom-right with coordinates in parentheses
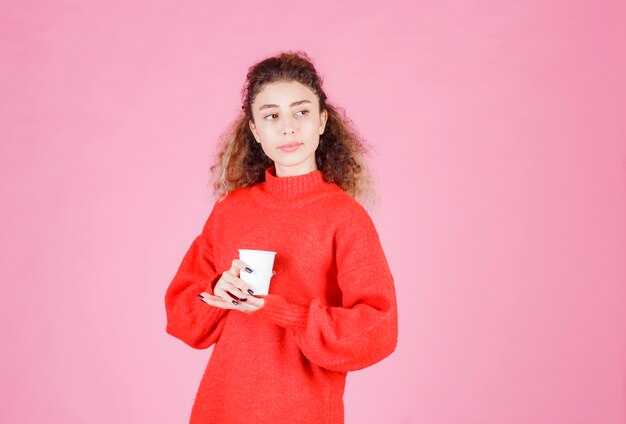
top-left (264, 113), bottom-right (279, 121)
top-left (296, 109), bottom-right (310, 117)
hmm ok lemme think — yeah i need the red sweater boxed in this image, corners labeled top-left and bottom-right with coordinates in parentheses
top-left (165, 166), bottom-right (398, 424)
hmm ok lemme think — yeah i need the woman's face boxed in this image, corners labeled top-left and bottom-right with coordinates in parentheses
top-left (249, 80), bottom-right (328, 177)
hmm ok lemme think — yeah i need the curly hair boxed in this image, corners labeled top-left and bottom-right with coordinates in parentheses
top-left (210, 51), bottom-right (373, 204)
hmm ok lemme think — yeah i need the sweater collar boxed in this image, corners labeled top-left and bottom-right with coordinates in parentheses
top-left (262, 165), bottom-right (329, 202)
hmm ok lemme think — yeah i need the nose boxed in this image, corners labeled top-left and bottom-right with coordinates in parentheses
top-left (281, 114), bottom-right (297, 135)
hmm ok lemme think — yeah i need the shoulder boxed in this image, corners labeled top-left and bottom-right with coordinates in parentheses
top-left (330, 192), bottom-right (388, 271)
top-left (325, 190), bottom-right (376, 228)
top-left (211, 186), bottom-right (254, 211)
top-left (201, 186), bottom-right (254, 233)
top-left (322, 191), bottom-right (382, 256)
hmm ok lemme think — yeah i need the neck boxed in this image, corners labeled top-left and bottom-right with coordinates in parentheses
top-left (274, 162), bottom-right (318, 177)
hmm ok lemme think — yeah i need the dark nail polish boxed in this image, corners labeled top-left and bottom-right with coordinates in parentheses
top-left (245, 267), bottom-right (253, 273)
top-left (247, 289), bottom-right (254, 295)
top-left (232, 300), bottom-right (239, 305)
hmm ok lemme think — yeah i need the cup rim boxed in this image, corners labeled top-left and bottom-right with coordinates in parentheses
top-left (238, 249), bottom-right (277, 255)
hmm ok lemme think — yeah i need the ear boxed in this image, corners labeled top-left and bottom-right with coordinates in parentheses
top-left (319, 109), bottom-right (328, 135)
top-left (248, 119), bottom-right (260, 143)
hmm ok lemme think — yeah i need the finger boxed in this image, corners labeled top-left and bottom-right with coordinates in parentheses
top-left (244, 295), bottom-right (265, 309)
top-left (220, 272), bottom-right (253, 298)
top-left (200, 291), bottom-right (262, 310)
top-left (214, 273), bottom-right (249, 300)
top-left (231, 296), bottom-right (263, 313)
top-left (200, 294), bottom-right (237, 309)
top-left (213, 282), bottom-right (247, 304)
top-left (223, 292), bottom-right (263, 310)
top-left (217, 276), bottom-right (248, 301)
top-left (202, 293), bottom-right (262, 313)
top-left (228, 259), bottom-right (254, 276)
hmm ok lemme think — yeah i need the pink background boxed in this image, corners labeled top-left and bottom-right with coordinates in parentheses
top-left (1, 1), bottom-right (625, 423)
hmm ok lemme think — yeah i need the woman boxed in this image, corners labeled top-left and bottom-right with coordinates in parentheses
top-left (165, 51), bottom-right (398, 424)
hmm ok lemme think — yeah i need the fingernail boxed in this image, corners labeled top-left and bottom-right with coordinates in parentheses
top-left (231, 300), bottom-right (239, 305)
top-left (239, 297), bottom-right (248, 302)
top-left (247, 289), bottom-right (254, 295)
top-left (245, 267), bottom-right (253, 273)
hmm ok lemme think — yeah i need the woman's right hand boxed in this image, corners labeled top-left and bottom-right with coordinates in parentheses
top-left (199, 259), bottom-right (265, 313)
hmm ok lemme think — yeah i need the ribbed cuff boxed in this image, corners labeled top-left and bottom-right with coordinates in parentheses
top-left (257, 295), bottom-right (309, 329)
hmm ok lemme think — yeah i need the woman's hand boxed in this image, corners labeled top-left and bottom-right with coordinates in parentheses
top-left (199, 259), bottom-right (265, 313)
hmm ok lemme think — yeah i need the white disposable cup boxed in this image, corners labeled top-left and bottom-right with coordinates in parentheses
top-left (238, 249), bottom-right (276, 295)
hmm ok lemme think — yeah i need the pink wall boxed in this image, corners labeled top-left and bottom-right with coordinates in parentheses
top-left (1, 1), bottom-right (625, 423)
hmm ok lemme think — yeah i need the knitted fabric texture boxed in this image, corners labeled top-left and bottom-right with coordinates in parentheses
top-left (165, 166), bottom-right (398, 424)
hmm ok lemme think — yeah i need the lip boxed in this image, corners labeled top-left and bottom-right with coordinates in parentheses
top-left (278, 142), bottom-right (302, 152)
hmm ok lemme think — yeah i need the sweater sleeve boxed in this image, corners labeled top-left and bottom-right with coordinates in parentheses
top-left (164, 202), bottom-right (228, 349)
top-left (256, 204), bottom-right (398, 372)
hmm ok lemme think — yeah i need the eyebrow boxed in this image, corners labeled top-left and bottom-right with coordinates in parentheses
top-left (258, 99), bottom-right (311, 111)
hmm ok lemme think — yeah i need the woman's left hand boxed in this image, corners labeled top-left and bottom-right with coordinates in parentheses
top-left (199, 261), bottom-right (276, 312)
top-left (199, 291), bottom-right (265, 312)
